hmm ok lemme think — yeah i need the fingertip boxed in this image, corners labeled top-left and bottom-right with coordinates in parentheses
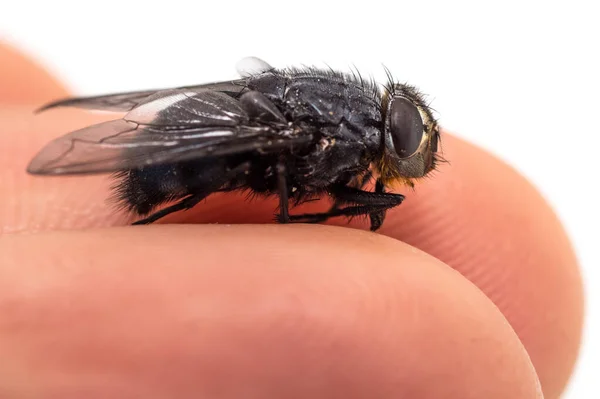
top-left (382, 133), bottom-right (583, 397)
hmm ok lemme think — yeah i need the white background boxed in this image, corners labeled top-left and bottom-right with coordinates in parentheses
top-left (1, 0), bottom-right (598, 396)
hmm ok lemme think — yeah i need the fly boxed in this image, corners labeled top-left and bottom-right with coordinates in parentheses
top-left (27, 57), bottom-right (442, 231)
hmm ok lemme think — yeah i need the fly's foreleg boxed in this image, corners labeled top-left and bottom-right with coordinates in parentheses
top-left (282, 179), bottom-right (404, 231)
top-left (326, 169), bottom-right (373, 213)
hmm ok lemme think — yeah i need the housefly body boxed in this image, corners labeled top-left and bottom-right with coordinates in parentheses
top-left (27, 57), bottom-right (441, 231)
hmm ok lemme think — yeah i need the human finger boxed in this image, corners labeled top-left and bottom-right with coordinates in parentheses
top-left (0, 42), bottom-right (69, 105)
top-left (0, 224), bottom-right (543, 398)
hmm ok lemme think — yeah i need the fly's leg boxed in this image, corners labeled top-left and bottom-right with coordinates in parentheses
top-left (332, 180), bottom-right (403, 231)
top-left (368, 179), bottom-right (387, 231)
top-left (132, 162), bottom-right (251, 225)
top-left (286, 203), bottom-right (402, 231)
top-left (285, 203), bottom-right (399, 232)
top-left (132, 194), bottom-right (205, 225)
top-left (283, 180), bottom-right (404, 231)
top-left (326, 170), bottom-right (373, 213)
top-left (276, 159), bottom-right (290, 223)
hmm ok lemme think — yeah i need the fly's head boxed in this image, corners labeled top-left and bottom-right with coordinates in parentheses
top-left (376, 82), bottom-right (441, 187)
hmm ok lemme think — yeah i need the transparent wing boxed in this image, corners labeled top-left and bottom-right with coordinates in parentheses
top-left (35, 57), bottom-right (277, 113)
top-left (123, 88), bottom-right (250, 127)
top-left (36, 80), bottom-right (248, 113)
top-left (28, 89), bottom-right (311, 175)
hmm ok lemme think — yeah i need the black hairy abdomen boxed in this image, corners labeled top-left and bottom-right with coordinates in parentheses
top-left (113, 158), bottom-right (226, 215)
top-left (112, 154), bottom-right (282, 215)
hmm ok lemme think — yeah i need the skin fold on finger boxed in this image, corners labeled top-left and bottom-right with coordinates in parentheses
top-left (0, 225), bottom-right (543, 399)
top-left (0, 107), bottom-right (584, 397)
top-left (0, 42), bottom-right (69, 105)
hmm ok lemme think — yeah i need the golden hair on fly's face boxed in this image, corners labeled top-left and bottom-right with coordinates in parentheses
top-left (376, 79), bottom-right (441, 188)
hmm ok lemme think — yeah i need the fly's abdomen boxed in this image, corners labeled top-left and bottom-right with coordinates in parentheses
top-left (112, 164), bottom-right (189, 215)
top-left (113, 157), bottom-right (233, 215)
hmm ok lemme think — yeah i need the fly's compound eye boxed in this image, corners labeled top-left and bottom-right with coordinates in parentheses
top-left (389, 97), bottom-right (424, 158)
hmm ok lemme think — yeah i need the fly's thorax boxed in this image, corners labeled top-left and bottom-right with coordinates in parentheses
top-left (246, 73), bottom-right (288, 102)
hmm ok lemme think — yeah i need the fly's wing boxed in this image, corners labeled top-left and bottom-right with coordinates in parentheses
top-left (35, 57), bottom-right (277, 113)
top-left (35, 80), bottom-right (249, 113)
top-left (28, 89), bottom-right (312, 175)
